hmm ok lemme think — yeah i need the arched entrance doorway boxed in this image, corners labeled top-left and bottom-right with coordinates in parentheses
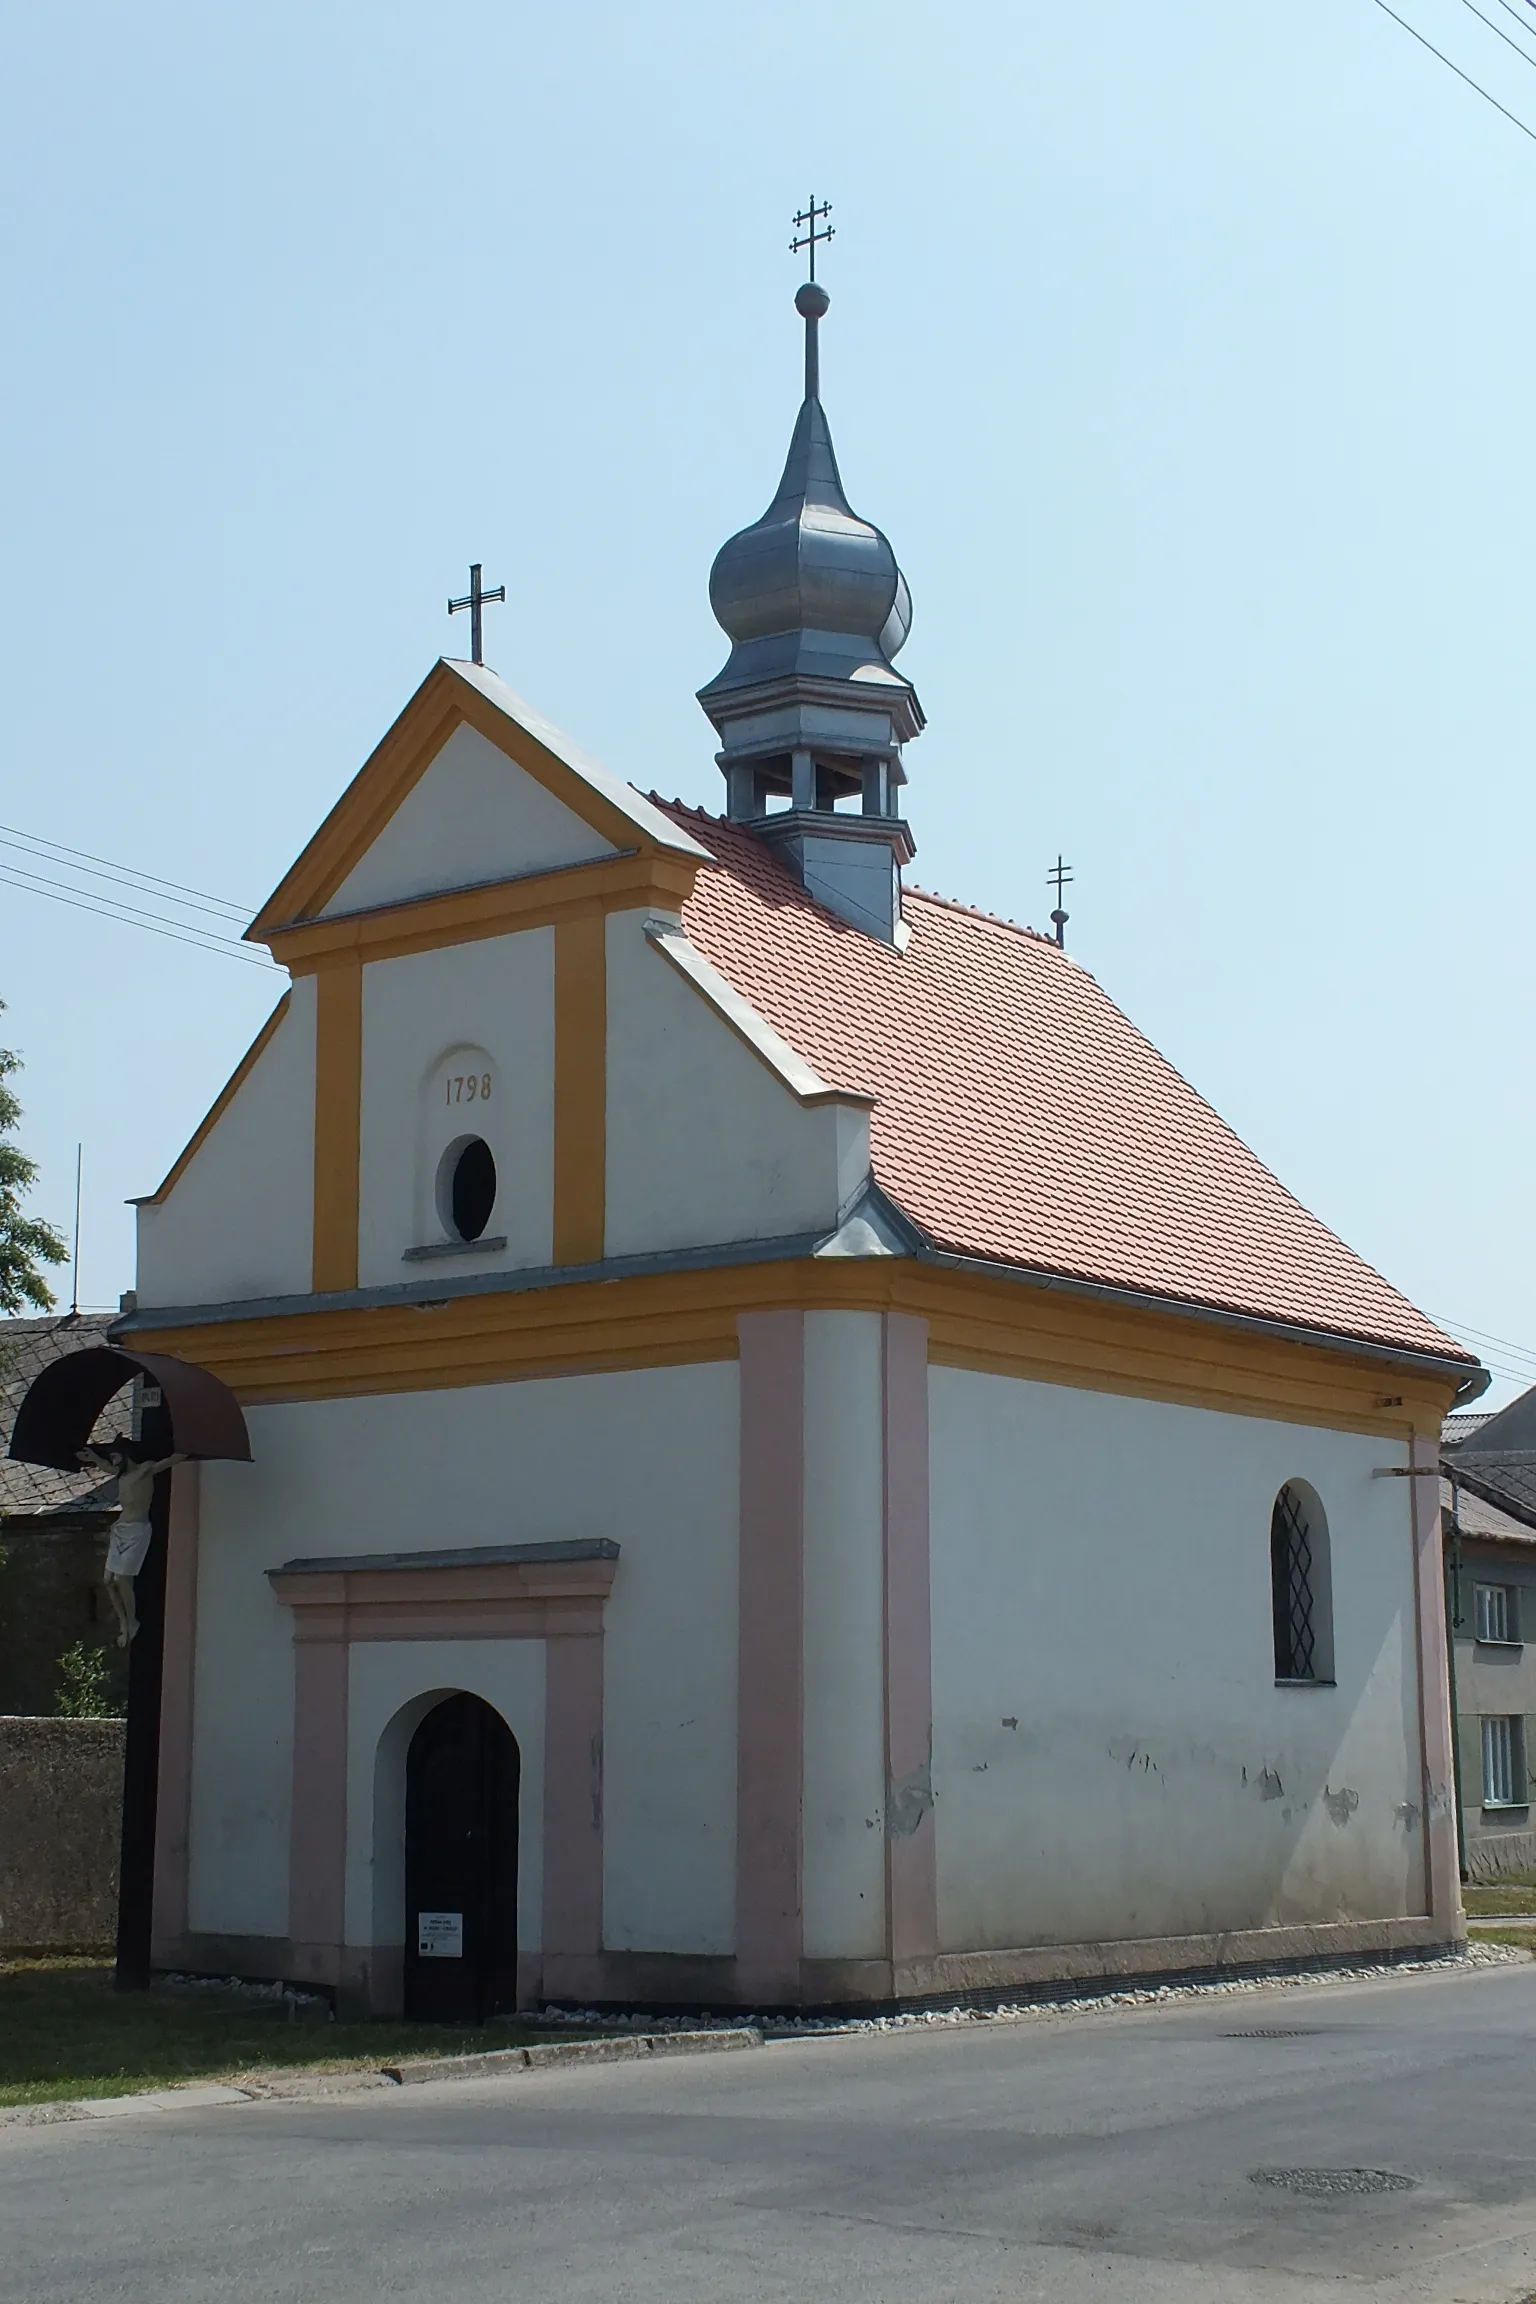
top-left (403, 1692), bottom-right (520, 2022)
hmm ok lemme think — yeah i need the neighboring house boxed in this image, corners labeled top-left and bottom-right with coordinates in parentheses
top-left (0, 1316), bottom-right (128, 1716)
top-left (97, 279), bottom-right (1484, 2020)
top-left (1444, 1392), bottom-right (1536, 1879)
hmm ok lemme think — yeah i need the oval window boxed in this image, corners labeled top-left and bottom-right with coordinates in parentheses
top-left (438, 1136), bottom-right (497, 1242)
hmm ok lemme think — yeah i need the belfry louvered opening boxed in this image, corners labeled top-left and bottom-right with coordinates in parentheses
top-left (1270, 1481), bottom-right (1333, 1684)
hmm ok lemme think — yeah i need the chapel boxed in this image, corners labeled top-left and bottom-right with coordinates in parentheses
top-left (95, 268), bottom-right (1483, 2014)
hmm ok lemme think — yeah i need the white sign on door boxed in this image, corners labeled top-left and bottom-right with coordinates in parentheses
top-left (417, 1910), bottom-right (464, 1959)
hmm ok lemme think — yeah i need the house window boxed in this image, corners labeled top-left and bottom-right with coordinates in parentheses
top-left (1270, 1481), bottom-right (1334, 1683)
top-left (1474, 1584), bottom-right (1520, 1645)
top-left (1481, 1716), bottom-right (1526, 1809)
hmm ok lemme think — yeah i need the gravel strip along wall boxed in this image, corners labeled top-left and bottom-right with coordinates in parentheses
top-left (0, 1716), bottom-right (123, 1951)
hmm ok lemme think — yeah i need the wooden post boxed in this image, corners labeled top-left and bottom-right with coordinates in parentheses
top-left (113, 1400), bottom-right (171, 1991)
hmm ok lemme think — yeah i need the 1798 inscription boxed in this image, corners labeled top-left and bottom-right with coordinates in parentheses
top-left (445, 1073), bottom-right (492, 1105)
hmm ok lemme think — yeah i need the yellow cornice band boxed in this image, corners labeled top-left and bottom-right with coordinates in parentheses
top-left (260, 852), bottom-right (696, 974)
top-left (127, 1259), bottom-right (1459, 1439)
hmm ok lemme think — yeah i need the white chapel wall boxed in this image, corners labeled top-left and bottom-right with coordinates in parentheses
top-left (927, 1370), bottom-right (1426, 1952)
top-left (184, 1360), bottom-right (739, 1959)
top-left (321, 722), bottom-right (617, 917)
top-left (801, 1312), bottom-right (887, 1960)
top-left (135, 977), bottom-right (318, 1312)
top-left (604, 908), bottom-right (868, 1259)
top-left (356, 930), bottom-right (556, 1286)
top-left (186, 1446), bottom-right (295, 1941)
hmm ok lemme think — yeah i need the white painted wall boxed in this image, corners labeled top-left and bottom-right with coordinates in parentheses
top-left (928, 1369), bottom-right (1427, 1950)
top-left (322, 722), bottom-right (616, 917)
top-left (801, 1312), bottom-right (887, 1960)
top-left (184, 1362), bottom-right (739, 1958)
top-left (345, 1642), bottom-right (546, 1957)
top-left (186, 1447), bottom-right (295, 1939)
top-left (357, 930), bottom-right (555, 1285)
top-left (136, 980), bottom-right (316, 1311)
top-left (605, 908), bottom-right (868, 1258)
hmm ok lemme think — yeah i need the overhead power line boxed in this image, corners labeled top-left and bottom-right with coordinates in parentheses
top-left (0, 836), bottom-right (254, 929)
top-left (1456, 0), bottom-right (1536, 69)
top-left (1367, 0), bottom-right (1536, 142)
top-left (0, 865), bottom-right (281, 971)
top-left (0, 822), bottom-right (254, 918)
top-left (1483, 0), bottom-right (1536, 49)
top-left (1430, 1314), bottom-right (1536, 1374)
top-left (0, 817), bottom-right (280, 970)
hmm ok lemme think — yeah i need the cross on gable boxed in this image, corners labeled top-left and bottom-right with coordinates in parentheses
top-left (448, 562), bottom-right (506, 667)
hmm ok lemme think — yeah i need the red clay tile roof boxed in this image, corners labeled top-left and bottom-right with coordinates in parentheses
top-left (658, 801), bottom-right (1470, 1366)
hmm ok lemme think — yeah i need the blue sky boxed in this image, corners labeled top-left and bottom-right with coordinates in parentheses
top-left (2, 0), bottom-right (1533, 1396)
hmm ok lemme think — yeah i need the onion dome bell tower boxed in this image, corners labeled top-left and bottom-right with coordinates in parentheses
top-left (698, 277), bottom-right (924, 943)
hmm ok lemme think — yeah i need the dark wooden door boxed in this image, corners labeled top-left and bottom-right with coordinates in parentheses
top-left (403, 1693), bottom-right (520, 2023)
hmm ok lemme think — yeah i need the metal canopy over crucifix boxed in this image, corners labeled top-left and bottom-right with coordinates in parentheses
top-left (448, 562), bottom-right (506, 666)
top-left (790, 195), bottom-right (834, 279)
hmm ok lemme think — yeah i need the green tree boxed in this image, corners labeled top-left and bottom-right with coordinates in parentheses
top-left (55, 1639), bottom-right (119, 1718)
top-left (0, 1003), bottom-right (67, 1313)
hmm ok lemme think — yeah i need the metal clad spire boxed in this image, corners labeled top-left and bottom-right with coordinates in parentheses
top-left (696, 203), bottom-right (924, 943)
top-left (448, 562), bottom-right (506, 666)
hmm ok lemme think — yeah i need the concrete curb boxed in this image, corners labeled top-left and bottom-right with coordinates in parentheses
top-left (381, 2027), bottom-right (764, 2086)
top-left (0, 2028), bottom-right (765, 2130)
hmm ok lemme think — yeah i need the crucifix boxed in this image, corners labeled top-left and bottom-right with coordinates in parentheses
top-left (448, 562), bottom-right (506, 666)
top-left (790, 195), bottom-right (834, 280)
top-left (1047, 855), bottom-right (1074, 950)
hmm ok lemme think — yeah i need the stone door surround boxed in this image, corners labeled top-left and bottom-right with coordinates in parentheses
top-left (268, 1538), bottom-right (617, 2003)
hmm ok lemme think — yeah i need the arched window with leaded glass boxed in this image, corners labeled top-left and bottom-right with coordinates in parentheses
top-left (1270, 1481), bottom-right (1335, 1685)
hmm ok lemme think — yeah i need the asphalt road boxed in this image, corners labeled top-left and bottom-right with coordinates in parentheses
top-left (4, 1964), bottom-right (1535, 2303)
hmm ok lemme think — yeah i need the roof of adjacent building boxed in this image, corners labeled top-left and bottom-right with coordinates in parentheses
top-left (0, 1315), bottom-right (125, 1518)
top-left (1449, 1383), bottom-right (1536, 1456)
top-left (1443, 1411), bottom-right (1494, 1447)
top-left (660, 802), bottom-right (1472, 1368)
top-left (1441, 1474), bottom-right (1536, 1548)
top-left (1450, 1456), bottom-right (1536, 1528)
top-left (1442, 1383), bottom-right (1536, 1528)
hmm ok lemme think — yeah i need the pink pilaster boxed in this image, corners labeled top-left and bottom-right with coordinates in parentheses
top-left (541, 1629), bottom-right (606, 1998)
top-left (287, 1598), bottom-right (351, 1986)
top-left (883, 1313), bottom-right (936, 1979)
top-left (735, 1310), bottom-right (806, 2003)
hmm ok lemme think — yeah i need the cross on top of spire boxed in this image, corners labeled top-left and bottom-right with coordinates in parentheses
top-left (1047, 855), bottom-right (1074, 950)
top-left (790, 196), bottom-right (834, 281)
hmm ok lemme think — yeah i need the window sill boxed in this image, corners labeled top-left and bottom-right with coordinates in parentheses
top-left (402, 1235), bottom-right (508, 1263)
top-left (1275, 1676), bottom-right (1337, 1689)
top-left (1480, 1802), bottom-right (1530, 1816)
top-left (1474, 1639), bottom-right (1525, 1652)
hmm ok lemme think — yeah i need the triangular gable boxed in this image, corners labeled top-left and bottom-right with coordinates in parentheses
top-left (249, 658), bottom-right (707, 940)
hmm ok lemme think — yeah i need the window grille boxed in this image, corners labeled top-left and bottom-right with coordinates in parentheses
top-left (1481, 1715), bottom-right (1524, 1808)
top-left (1475, 1584), bottom-right (1518, 1644)
top-left (1271, 1484), bottom-right (1318, 1681)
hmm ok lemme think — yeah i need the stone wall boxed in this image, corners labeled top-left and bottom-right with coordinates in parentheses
top-left (0, 1516), bottom-right (128, 1718)
top-left (1464, 1824), bottom-right (1536, 1882)
top-left (0, 1716), bottom-right (123, 1950)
